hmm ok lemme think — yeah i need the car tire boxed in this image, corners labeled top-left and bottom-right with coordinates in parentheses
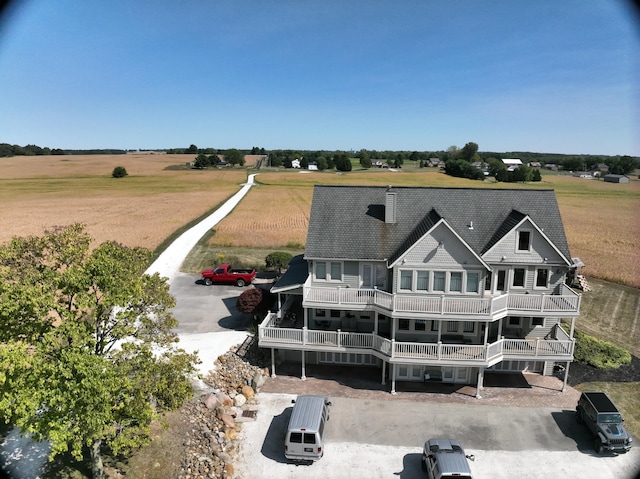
top-left (595, 437), bottom-right (604, 454)
top-left (421, 457), bottom-right (427, 471)
top-left (576, 408), bottom-right (584, 424)
top-left (236, 278), bottom-right (245, 287)
top-left (204, 278), bottom-right (212, 286)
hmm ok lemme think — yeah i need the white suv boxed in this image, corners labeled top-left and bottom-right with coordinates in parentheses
top-left (422, 438), bottom-right (475, 479)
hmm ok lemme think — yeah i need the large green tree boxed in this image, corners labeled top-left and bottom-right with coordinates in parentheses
top-left (224, 148), bottom-right (245, 166)
top-left (0, 225), bottom-right (198, 479)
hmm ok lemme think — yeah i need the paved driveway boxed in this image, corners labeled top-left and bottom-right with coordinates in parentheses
top-left (168, 272), bottom-right (255, 376)
top-left (170, 272), bottom-right (253, 334)
top-left (235, 393), bottom-right (640, 479)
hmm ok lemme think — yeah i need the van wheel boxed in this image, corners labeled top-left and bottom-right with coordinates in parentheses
top-left (236, 278), bottom-right (246, 287)
top-left (595, 438), bottom-right (604, 454)
top-left (575, 408), bottom-right (584, 424)
top-left (204, 278), bottom-right (212, 286)
top-left (421, 457), bottom-right (427, 471)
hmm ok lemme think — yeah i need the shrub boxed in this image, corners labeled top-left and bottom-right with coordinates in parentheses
top-left (112, 166), bottom-right (128, 178)
top-left (572, 329), bottom-right (632, 369)
top-left (265, 251), bottom-right (293, 273)
top-left (236, 287), bottom-right (276, 319)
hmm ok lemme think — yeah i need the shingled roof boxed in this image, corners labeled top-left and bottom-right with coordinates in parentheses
top-left (304, 185), bottom-right (571, 264)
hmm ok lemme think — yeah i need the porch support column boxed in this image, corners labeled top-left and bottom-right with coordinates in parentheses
top-left (390, 364), bottom-right (396, 395)
top-left (476, 368), bottom-right (484, 399)
top-left (381, 361), bottom-right (386, 385)
top-left (277, 294), bottom-right (282, 318)
top-left (270, 348), bottom-right (276, 378)
top-left (304, 308), bottom-right (308, 328)
top-left (562, 361), bottom-right (570, 392)
top-left (483, 321), bottom-right (489, 344)
top-left (374, 311), bottom-right (379, 335)
top-left (391, 317), bottom-right (397, 341)
top-left (569, 317), bottom-right (576, 338)
top-left (301, 351), bottom-right (306, 380)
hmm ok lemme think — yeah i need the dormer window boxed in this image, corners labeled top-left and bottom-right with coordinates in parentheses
top-left (518, 230), bottom-right (531, 251)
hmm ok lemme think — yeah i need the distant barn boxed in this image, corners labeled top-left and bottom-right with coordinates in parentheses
top-left (603, 174), bottom-right (630, 184)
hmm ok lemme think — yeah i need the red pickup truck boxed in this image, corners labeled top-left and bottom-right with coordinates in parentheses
top-left (201, 263), bottom-right (256, 287)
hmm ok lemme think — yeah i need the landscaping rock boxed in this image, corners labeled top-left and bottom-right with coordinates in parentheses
top-left (175, 339), bottom-right (269, 479)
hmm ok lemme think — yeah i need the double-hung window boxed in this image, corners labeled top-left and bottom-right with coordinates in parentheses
top-left (416, 271), bottom-right (429, 291)
top-left (535, 268), bottom-right (549, 288)
top-left (316, 261), bottom-right (342, 281)
top-left (450, 272), bottom-right (462, 292)
top-left (315, 262), bottom-right (327, 280)
top-left (330, 262), bottom-right (342, 281)
top-left (400, 270), bottom-right (413, 290)
top-left (466, 272), bottom-right (479, 293)
top-left (518, 230), bottom-right (531, 251)
top-left (513, 268), bottom-right (526, 288)
top-left (433, 272), bottom-right (446, 292)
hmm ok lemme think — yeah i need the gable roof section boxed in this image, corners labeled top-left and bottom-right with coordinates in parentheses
top-left (304, 186), bottom-right (571, 263)
top-left (482, 209), bottom-right (527, 254)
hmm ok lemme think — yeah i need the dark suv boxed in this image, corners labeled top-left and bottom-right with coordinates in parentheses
top-left (576, 391), bottom-right (632, 454)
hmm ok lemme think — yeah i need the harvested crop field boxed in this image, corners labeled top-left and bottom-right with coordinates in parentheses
top-left (0, 154), bottom-right (248, 250)
top-left (1, 157), bottom-right (638, 287)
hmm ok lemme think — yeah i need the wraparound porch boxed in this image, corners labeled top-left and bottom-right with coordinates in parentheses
top-left (258, 312), bottom-right (574, 365)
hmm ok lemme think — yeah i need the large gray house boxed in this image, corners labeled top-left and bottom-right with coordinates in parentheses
top-left (258, 185), bottom-right (581, 396)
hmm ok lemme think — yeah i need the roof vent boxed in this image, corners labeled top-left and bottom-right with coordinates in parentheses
top-left (468, 220), bottom-right (474, 230)
top-left (385, 188), bottom-right (396, 224)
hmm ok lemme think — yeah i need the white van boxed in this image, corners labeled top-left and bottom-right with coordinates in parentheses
top-left (284, 395), bottom-right (332, 462)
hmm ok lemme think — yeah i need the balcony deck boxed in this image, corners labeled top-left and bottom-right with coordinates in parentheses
top-left (302, 283), bottom-right (580, 319)
top-left (258, 313), bottom-right (574, 365)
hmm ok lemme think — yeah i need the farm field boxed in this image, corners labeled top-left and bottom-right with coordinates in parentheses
top-left (0, 154), bottom-right (249, 251)
top-left (210, 167), bottom-right (640, 288)
top-left (1, 155), bottom-right (638, 288)
top-left (0, 154), bottom-right (640, 287)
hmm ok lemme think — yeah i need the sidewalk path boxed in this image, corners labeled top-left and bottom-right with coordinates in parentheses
top-left (145, 173), bottom-right (257, 283)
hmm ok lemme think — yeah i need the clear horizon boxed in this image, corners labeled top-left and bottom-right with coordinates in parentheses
top-left (1, 1), bottom-right (638, 156)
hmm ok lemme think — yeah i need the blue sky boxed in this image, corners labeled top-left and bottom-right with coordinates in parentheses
top-left (0, 0), bottom-right (638, 155)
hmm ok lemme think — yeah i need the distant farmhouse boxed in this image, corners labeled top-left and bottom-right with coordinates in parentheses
top-left (501, 159), bottom-right (522, 171)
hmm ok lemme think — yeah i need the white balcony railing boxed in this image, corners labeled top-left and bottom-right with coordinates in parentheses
top-left (258, 313), bottom-right (574, 364)
top-left (303, 285), bottom-right (580, 318)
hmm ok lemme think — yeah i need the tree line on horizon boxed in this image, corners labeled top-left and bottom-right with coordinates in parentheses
top-left (2, 142), bottom-right (637, 176)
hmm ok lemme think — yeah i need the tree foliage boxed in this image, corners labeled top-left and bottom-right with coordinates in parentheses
top-left (460, 142), bottom-right (479, 162)
top-left (112, 166), bottom-right (128, 178)
top-left (224, 148), bottom-right (244, 166)
top-left (0, 225), bottom-right (198, 478)
top-left (236, 287), bottom-right (275, 318)
top-left (265, 251), bottom-right (293, 273)
top-left (334, 153), bottom-right (352, 171)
